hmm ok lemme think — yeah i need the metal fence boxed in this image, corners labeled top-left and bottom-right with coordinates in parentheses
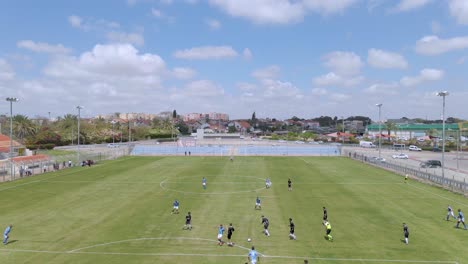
top-left (343, 149), bottom-right (467, 194)
top-left (0, 147), bottom-right (130, 182)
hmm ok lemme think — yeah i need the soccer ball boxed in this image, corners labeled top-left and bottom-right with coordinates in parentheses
top-left (247, 238), bottom-right (251, 242)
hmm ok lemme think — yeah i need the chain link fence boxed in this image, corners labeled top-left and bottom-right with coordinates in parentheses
top-left (0, 147), bottom-right (130, 182)
top-left (343, 149), bottom-right (467, 195)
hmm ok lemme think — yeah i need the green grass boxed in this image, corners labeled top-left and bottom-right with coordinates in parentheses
top-left (36, 149), bottom-right (76, 156)
top-left (0, 156), bottom-right (466, 264)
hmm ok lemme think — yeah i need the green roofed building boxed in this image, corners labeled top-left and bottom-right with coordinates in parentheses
top-left (366, 123), bottom-right (461, 139)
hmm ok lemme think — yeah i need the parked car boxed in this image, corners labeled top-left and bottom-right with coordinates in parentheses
top-left (392, 153), bottom-right (409, 159)
top-left (420, 160), bottom-right (442, 168)
top-left (107, 143), bottom-right (120, 148)
top-left (432, 147), bottom-right (442, 152)
top-left (408, 145), bottom-right (422, 151)
top-left (372, 157), bottom-right (386, 162)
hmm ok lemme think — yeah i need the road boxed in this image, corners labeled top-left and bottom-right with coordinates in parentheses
top-left (344, 146), bottom-right (468, 182)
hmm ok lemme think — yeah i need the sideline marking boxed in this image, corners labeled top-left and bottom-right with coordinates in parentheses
top-left (159, 175), bottom-right (267, 195)
top-left (0, 248), bottom-right (458, 264)
top-left (0, 156), bottom-right (137, 193)
top-left (67, 237), bottom-right (252, 253)
top-left (407, 183), bottom-right (468, 207)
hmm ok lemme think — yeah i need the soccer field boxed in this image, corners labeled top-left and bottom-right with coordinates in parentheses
top-left (0, 156), bottom-right (466, 264)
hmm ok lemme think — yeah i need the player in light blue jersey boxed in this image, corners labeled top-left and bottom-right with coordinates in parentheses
top-left (265, 178), bottom-right (271, 189)
top-left (446, 205), bottom-right (456, 221)
top-left (248, 246), bottom-right (259, 264)
top-left (455, 209), bottom-right (467, 229)
top-left (217, 224), bottom-right (225, 246)
top-left (172, 199), bottom-right (179, 214)
top-left (202, 177), bottom-right (207, 190)
top-left (255, 196), bottom-right (261, 210)
top-left (3, 225), bottom-right (12, 245)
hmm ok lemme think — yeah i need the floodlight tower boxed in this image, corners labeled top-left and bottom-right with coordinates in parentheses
top-left (6, 97), bottom-right (19, 181)
top-left (437, 91), bottom-right (449, 179)
top-left (76, 106), bottom-right (83, 164)
top-left (376, 103), bottom-right (383, 159)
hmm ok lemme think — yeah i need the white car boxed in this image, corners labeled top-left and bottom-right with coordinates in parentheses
top-left (107, 143), bottom-right (120, 148)
top-left (392, 153), bottom-right (409, 159)
top-left (408, 145), bottom-right (421, 151)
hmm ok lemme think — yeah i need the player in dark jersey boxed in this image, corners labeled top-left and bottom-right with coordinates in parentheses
top-left (261, 215), bottom-right (270, 236)
top-left (227, 223), bottom-right (235, 246)
top-left (183, 212), bottom-right (192, 230)
top-left (403, 223), bottom-right (409, 245)
top-left (289, 218), bottom-right (296, 240)
top-left (323, 207), bottom-right (328, 221)
top-left (288, 178), bottom-right (292, 191)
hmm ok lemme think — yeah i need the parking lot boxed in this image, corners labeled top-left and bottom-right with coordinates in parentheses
top-left (345, 146), bottom-right (468, 182)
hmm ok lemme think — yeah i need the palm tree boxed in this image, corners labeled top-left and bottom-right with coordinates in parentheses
top-left (384, 121), bottom-right (397, 142)
top-left (12, 115), bottom-right (37, 142)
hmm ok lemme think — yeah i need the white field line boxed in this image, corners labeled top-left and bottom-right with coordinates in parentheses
top-left (67, 237), bottom-right (251, 253)
top-left (0, 248), bottom-right (458, 263)
top-left (408, 183), bottom-right (468, 207)
top-left (0, 156), bottom-right (135, 193)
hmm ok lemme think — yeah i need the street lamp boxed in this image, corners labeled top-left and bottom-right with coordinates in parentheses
top-left (342, 116), bottom-right (345, 145)
top-left (6, 97), bottom-right (19, 181)
top-left (376, 103), bottom-right (383, 159)
top-left (437, 91), bottom-right (449, 179)
top-left (76, 106), bottom-right (83, 164)
top-left (111, 120), bottom-right (116, 144)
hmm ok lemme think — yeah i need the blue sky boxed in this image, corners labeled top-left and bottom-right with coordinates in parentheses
top-left (0, 0), bottom-right (467, 121)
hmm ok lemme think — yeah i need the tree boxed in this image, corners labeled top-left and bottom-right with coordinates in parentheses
top-left (173, 110), bottom-right (177, 119)
top-left (250, 112), bottom-right (257, 126)
top-left (12, 115), bottom-right (37, 142)
top-left (384, 121), bottom-right (397, 141)
top-left (228, 126), bottom-right (237, 133)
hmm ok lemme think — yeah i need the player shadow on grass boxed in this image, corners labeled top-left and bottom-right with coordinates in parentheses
top-left (400, 239), bottom-right (406, 244)
top-left (5, 240), bottom-right (18, 245)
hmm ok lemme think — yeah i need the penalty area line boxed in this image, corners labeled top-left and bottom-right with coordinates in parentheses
top-left (0, 248), bottom-right (458, 263)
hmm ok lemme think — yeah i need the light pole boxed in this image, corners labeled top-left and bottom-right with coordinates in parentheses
top-left (376, 103), bottom-right (383, 159)
top-left (342, 116), bottom-right (345, 144)
top-left (437, 91), bottom-right (449, 179)
top-left (6, 97), bottom-right (19, 181)
top-left (76, 106), bottom-right (83, 164)
top-left (111, 120), bottom-right (116, 144)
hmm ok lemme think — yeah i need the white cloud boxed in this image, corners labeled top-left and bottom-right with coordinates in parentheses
top-left (449, 0), bottom-right (468, 25)
top-left (237, 82), bottom-right (257, 91)
top-left (173, 46), bottom-right (238, 59)
top-left (367, 49), bottom-right (408, 69)
top-left (415, 35), bottom-right (468, 55)
top-left (208, 0), bottom-right (306, 24)
top-left (311, 87), bottom-right (327, 96)
top-left (313, 72), bottom-right (363, 87)
top-left (172, 67), bottom-right (197, 79)
top-left (17, 40), bottom-right (71, 54)
top-left (67, 15), bottom-right (120, 31)
top-left (209, 0), bottom-right (357, 24)
top-left (364, 83), bottom-right (399, 95)
top-left (243, 48), bottom-right (252, 60)
top-left (329, 93), bottom-right (351, 102)
top-left (400, 68), bottom-right (444, 87)
top-left (106, 31), bottom-right (145, 46)
top-left (252, 65), bottom-right (280, 80)
top-left (44, 43), bottom-right (165, 79)
top-left (322, 51), bottom-right (363, 76)
top-left (0, 59), bottom-right (15, 80)
top-left (68, 15), bottom-right (83, 28)
top-left (393, 0), bottom-right (431, 12)
top-left (261, 79), bottom-right (303, 99)
top-left (178, 80), bottom-right (225, 97)
top-left (303, 0), bottom-right (358, 15)
top-left (206, 18), bottom-right (221, 30)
